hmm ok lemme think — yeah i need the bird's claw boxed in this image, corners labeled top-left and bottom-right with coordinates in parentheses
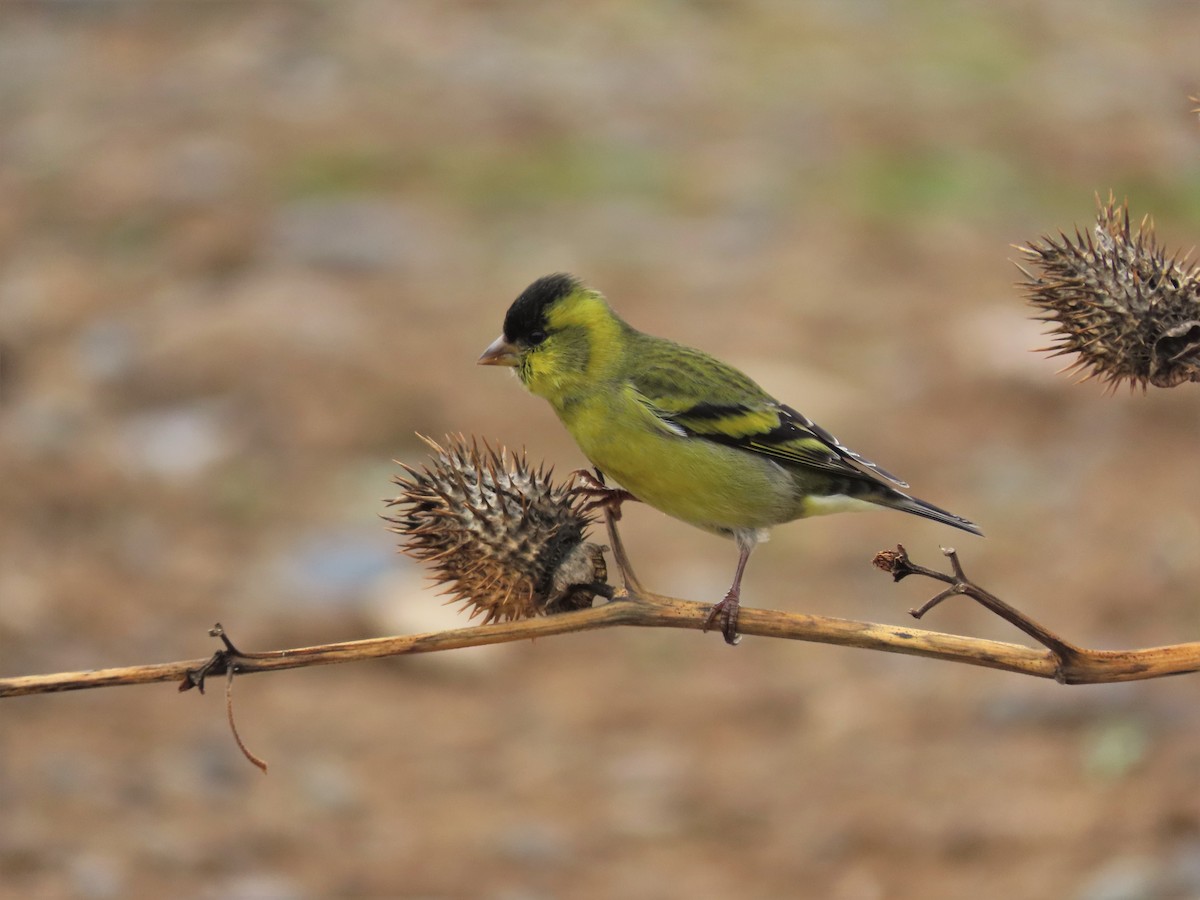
top-left (703, 594), bottom-right (742, 645)
top-left (570, 469), bottom-right (638, 521)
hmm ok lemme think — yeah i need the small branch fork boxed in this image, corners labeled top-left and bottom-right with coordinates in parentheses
top-left (873, 544), bottom-right (1200, 684)
top-left (873, 544), bottom-right (1084, 672)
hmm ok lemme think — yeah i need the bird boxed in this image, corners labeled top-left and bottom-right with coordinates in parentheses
top-left (478, 273), bottom-right (981, 644)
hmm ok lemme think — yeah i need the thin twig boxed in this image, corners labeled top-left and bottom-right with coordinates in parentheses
top-left (225, 665), bottom-right (268, 773)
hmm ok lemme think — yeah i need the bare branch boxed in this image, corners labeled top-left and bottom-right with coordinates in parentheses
top-left (5, 567), bottom-right (1200, 700)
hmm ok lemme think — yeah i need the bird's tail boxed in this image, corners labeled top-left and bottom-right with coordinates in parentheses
top-left (877, 488), bottom-right (983, 537)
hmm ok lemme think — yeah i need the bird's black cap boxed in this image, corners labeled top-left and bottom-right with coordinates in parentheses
top-left (503, 273), bottom-right (581, 342)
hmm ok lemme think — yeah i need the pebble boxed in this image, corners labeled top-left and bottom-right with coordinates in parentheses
top-left (114, 402), bottom-right (233, 482)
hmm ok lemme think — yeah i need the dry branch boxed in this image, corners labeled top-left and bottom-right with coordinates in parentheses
top-left (0, 596), bottom-right (1047, 699)
top-left (4, 561), bottom-right (1200, 700)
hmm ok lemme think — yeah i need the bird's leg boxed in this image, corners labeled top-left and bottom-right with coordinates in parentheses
top-left (570, 468), bottom-right (644, 595)
top-left (601, 505), bottom-right (645, 596)
top-left (570, 468), bottom-right (638, 521)
top-left (704, 541), bottom-right (753, 646)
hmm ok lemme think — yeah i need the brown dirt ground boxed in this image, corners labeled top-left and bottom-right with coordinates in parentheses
top-left (3, 3), bottom-right (1200, 898)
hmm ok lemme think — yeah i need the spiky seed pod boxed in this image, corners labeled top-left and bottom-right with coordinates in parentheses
top-left (1018, 194), bottom-right (1200, 389)
top-left (385, 435), bottom-right (609, 624)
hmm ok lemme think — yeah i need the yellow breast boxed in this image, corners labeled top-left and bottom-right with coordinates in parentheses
top-left (556, 386), bottom-right (796, 533)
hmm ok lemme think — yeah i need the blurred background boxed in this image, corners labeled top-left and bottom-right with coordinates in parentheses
top-left (2, 2), bottom-right (1199, 898)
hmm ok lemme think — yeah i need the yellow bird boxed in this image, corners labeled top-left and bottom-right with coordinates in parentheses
top-left (480, 274), bottom-right (981, 643)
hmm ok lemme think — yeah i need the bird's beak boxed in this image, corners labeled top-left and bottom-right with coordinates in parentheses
top-left (478, 334), bottom-right (520, 367)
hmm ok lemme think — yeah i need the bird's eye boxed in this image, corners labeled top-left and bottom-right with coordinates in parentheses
top-left (529, 331), bottom-right (547, 345)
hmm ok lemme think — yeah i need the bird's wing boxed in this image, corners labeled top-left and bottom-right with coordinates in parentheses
top-left (628, 340), bottom-right (909, 487)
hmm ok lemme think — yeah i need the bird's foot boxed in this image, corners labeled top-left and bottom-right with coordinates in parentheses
top-left (570, 469), bottom-right (638, 521)
top-left (703, 592), bottom-right (742, 646)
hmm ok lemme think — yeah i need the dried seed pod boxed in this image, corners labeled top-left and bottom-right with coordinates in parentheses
top-left (1019, 194), bottom-right (1200, 389)
top-left (386, 435), bottom-right (609, 623)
